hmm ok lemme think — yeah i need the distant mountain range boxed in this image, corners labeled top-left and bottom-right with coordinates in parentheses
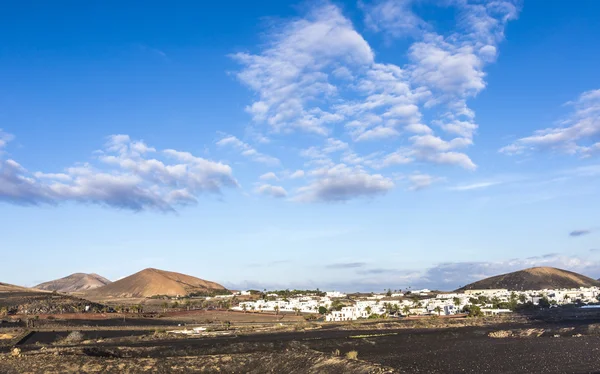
top-left (83, 268), bottom-right (227, 298)
top-left (35, 273), bottom-right (111, 293)
top-left (4, 266), bottom-right (600, 297)
top-left (457, 267), bottom-right (600, 291)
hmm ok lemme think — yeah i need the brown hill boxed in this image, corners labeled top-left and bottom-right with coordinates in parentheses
top-left (457, 267), bottom-right (600, 291)
top-left (35, 273), bottom-right (111, 293)
top-left (84, 268), bottom-right (227, 298)
top-left (0, 282), bottom-right (37, 293)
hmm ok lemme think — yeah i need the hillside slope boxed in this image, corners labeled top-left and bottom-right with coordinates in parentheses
top-left (457, 267), bottom-right (600, 291)
top-left (0, 282), bottom-right (37, 293)
top-left (84, 268), bottom-right (227, 298)
top-left (35, 273), bottom-right (112, 293)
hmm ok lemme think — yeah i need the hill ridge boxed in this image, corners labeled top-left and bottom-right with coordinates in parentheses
top-left (35, 273), bottom-right (112, 293)
top-left (457, 266), bottom-right (600, 291)
top-left (84, 268), bottom-right (227, 298)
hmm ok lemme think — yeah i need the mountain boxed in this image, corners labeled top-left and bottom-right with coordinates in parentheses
top-left (84, 268), bottom-right (227, 298)
top-left (35, 273), bottom-right (112, 293)
top-left (457, 267), bottom-right (600, 291)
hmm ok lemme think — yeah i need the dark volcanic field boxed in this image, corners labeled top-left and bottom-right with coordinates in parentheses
top-left (19, 330), bottom-right (153, 345)
top-left (11, 320), bottom-right (600, 373)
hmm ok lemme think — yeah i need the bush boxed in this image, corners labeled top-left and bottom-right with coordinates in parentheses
top-left (462, 305), bottom-right (483, 317)
top-left (346, 350), bottom-right (359, 360)
top-left (63, 331), bottom-right (84, 343)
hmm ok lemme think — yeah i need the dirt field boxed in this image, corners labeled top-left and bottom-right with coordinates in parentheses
top-left (0, 342), bottom-right (394, 373)
top-left (4, 306), bottom-right (600, 372)
top-left (4, 317), bottom-right (600, 373)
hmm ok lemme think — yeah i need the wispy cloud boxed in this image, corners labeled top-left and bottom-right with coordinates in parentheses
top-left (325, 262), bottom-right (367, 269)
top-left (501, 89), bottom-right (600, 156)
top-left (216, 135), bottom-right (280, 166)
top-left (570, 229), bottom-right (593, 237)
top-left (450, 181), bottom-right (501, 191)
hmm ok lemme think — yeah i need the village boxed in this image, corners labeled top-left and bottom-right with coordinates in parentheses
top-left (229, 287), bottom-right (600, 321)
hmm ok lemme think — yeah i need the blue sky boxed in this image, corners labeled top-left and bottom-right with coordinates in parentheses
top-left (1, 0), bottom-right (599, 291)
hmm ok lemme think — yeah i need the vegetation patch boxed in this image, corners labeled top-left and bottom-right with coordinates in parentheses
top-left (345, 350), bottom-right (359, 360)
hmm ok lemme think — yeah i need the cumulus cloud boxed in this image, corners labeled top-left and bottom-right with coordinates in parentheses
top-left (501, 89), bottom-right (600, 156)
top-left (361, 0), bottom-right (429, 38)
top-left (230, 4), bottom-right (373, 135)
top-left (289, 170), bottom-right (305, 179)
top-left (255, 183), bottom-right (287, 198)
top-left (216, 135), bottom-right (280, 165)
top-left (230, 1), bottom-right (516, 179)
top-left (259, 172), bottom-right (278, 181)
top-left (294, 164), bottom-right (394, 202)
top-left (0, 133), bottom-right (238, 211)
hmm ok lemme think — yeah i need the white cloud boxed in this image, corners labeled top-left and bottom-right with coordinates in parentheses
top-left (259, 172), bottom-right (278, 181)
top-left (407, 173), bottom-right (438, 191)
top-left (379, 149), bottom-right (414, 168)
top-left (33, 172), bottom-right (72, 182)
top-left (231, 4), bottom-right (373, 135)
top-left (450, 181), bottom-right (500, 191)
top-left (322, 138), bottom-right (349, 153)
top-left (216, 135), bottom-right (280, 165)
top-left (227, 2), bottom-right (518, 200)
top-left (419, 151), bottom-right (477, 170)
top-left (255, 184), bottom-right (287, 198)
top-left (0, 134), bottom-right (238, 211)
top-left (409, 135), bottom-right (477, 170)
top-left (501, 89), bottom-right (600, 156)
top-left (289, 170), bottom-right (305, 179)
top-left (409, 34), bottom-right (486, 98)
top-left (416, 253), bottom-right (600, 290)
top-left (355, 126), bottom-right (399, 141)
top-left (299, 137), bottom-right (349, 164)
top-left (294, 164), bottom-right (394, 202)
top-left (0, 129), bottom-right (15, 151)
top-left (361, 0), bottom-right (429, 38)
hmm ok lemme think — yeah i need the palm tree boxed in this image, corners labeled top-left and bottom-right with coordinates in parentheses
top-left (365, 306), bottom-right (372, 316)
top-left (402, 305), bottom-right (411, 316)
top-left (274, 305), bottom-right (280, 315)
top-left (453, 297), bottom-right (461, 308)
top-left (434, 306), bottom-right (442, 316)
top-left (242, 304), bottom-right (247, 313)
